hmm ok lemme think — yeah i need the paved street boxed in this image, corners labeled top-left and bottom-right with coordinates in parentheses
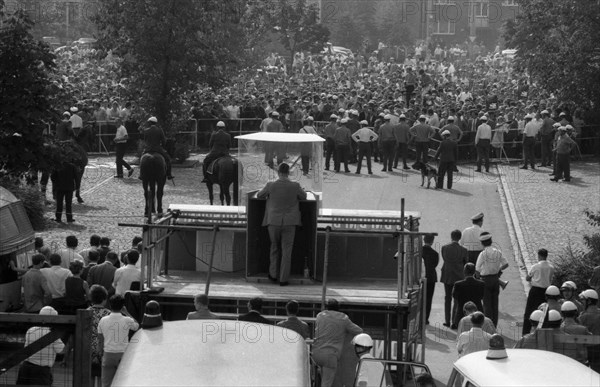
top-left (38, 154), bottom-right (599, 385)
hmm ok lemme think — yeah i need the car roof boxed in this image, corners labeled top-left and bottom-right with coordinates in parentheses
top-left (111, 320), bottom-right (310, 386)
top-left (454, 349), bottom-right (600, 387)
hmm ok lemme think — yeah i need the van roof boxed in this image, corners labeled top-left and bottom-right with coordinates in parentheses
top-left (454, 349), bottom-right (600, 386)
top-left (111, 320), bottom-right (310, 386)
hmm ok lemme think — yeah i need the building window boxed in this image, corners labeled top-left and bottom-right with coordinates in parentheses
top-left (433, 20), bottom-right (456, 35)
top-left (473, 2), bottom-right (489, 17)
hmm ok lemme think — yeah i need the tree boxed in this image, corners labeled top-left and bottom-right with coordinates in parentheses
top-left (506, 0), bottom-right (600, 111)
top-left (93, 0), bottom-right (247, 131)
top-left (0, 4), bottom-right (58, 177)
top-left (267, 0), bottom-right (329, 65)
top-left (335, 13), bottom-right (363, 52)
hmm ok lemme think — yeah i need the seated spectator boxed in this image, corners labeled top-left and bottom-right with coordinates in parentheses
top-left (538, 285), bottom-right (562, 313)
top-left (514, 310), bottom-right (545, 348)
top-left (121, 236), bottom-right (143, 268)
top-left (79, 234), bottom-right (101, 265)
top-left (64, 260), bottom-right (90, 314)
top-left (277, 300), bottom-right (310, 339)
top-left (98, 295), bottom-right (139, 387)
top-left (112, 250), bottom-right (141, 296)
top-left (98, 236), bottom-right (113, 264)
top-left (35, 236), bottom-right (52, 260)
top-left (87, 251), bottom-right (119, 295)
top-left (57, 235), bottom-right (83, 269)
top-left (560, 301), bottom-right (591, 363)
top-left (238, 297), bottom-right (271, 324)
top-left (457, 312), bottom-right (493, 358)
top-left (21, 254), bottom-right (52, 313)
top-left (40, 254), bottom-right (72, 313)
top-left (141, 300), bottom-right (163, 329)
top-left (187, 294), bottom-right (217, 320)
top-left (81, 249), bottom-right (100, 282)
top-left (16, 306), bottom-right (65, 386)
top-left (87, 285), bottom-right (110, 385)
top-left (457, 302), bottom-right (496, 335)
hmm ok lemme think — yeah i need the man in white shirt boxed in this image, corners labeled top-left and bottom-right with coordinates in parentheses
top-left (352, 120), bottom-right (378, 175)
top-left (112, 250), bottom-right (142, 295)
top-left (457, 312), bottom-right (493, 358)
top-left (41, 254), bottom-right (72, 302)
top-left (461, 212), bottom-right (485, 264)
top-left (474, 115), bottom-right (492, 172)
top-left (457, 301), bottom-right (496, 335)
top-left (114, 118), bottom-right (134, 178)
top-left (16, 306), bottom-right (65, 385)
top-left (520, 114), bottom-right (539, 169)
top-left (57, 235), bottom-right (83, 269)
top-left (98, 295), bottom-right (139, 387)
top-left (475, 232), bottom-right (509, 326)
top-left (69, 106), bottom-right (83, 133)
top-left (522, 248), bottom-right (554, 335)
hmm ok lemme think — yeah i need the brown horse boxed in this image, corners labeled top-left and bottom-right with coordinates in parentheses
top-left (139, 153), bottom-right (167, 219)
top-left (205, 156), bottom-right (241, 206)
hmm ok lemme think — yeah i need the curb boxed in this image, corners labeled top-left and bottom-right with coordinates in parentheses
top-left (496, 165), bottom-right (532, 294)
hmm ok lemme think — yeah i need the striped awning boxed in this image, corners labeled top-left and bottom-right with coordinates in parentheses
top-left (0, 186), bottom-right (35, 255)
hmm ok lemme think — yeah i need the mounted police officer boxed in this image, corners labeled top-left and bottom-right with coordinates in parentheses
top-left (141, 116), bottom-right (173, 180)
top-left (202, 121), bottom-right (231, 183)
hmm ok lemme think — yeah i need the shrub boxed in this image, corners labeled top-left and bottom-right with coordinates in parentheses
top-left (0, 178), bottom-right (46, 231)
top-left (173, 135), bottom-right (191, 163)
top-left (553, 209), bottom-right (600, 290)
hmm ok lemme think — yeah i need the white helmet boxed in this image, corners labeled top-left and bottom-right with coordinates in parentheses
top-left (352, 333), bottom-right (373, 347)
top-left (580, 289), bottom-right (599, 300)
top-left (216, 121), bottom-right (226, 127)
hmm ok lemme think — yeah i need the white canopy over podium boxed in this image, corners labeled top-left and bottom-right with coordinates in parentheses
top-left (235, 132), bottom-right (325, 205)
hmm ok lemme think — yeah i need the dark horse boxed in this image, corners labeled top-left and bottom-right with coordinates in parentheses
top-left (205, 156), bottom-right (241, 206)
top-left (140, 153), bottom-right (167, 219)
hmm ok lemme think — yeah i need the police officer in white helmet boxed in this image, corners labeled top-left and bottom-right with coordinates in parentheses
top-left (351, 333), bottom-right (386, 387)
top-left (579, 289), bottom-right (600, 372)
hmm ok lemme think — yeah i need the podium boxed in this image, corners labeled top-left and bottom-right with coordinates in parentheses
top-left (246, 191), bottom-right (318, 282)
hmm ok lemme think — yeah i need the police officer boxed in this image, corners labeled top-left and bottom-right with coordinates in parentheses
top-left (352, 120), bottom-right (378, 175)
top-left (475, 232), bottom-right (508, 326)
top-left (579, 289), bottom-right (600, 372)
top-left (351, 333), bottom-right (386, 387)
top-left (141, 117), bottom-right (173, 179)
top-left (202, 121), bottom-right (231, 183)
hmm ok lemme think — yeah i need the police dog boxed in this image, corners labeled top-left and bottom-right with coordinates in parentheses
top-left (419, 163), bottom-right (438, 188)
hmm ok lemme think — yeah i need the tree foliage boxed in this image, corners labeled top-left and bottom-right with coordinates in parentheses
top-left (0, 4), bottom-right (58, 177)
top-left (93, 0), bottom-right (247, 131)
top-left (505, 0), bottom-right (600, 110)
top-left (247, 0), bottom-right (329, 62)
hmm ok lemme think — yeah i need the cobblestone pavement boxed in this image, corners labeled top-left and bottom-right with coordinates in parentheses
top-left (497, 159), bottom-right (600, 269)
top-left (39, 154), bottom-right (210, 254)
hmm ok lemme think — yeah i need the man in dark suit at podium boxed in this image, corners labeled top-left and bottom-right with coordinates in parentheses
top-left (257, 163), bottom-right (307, 286)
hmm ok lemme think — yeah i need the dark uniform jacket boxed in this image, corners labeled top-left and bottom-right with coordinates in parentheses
top-left (51, 162), bottom-right (78, 191)
top-left (143, 124), bottom-right (166, 152)
top-left (434, 139), bottom-right (457, 162)
top-left (209, 130), bottom-right (231, 154)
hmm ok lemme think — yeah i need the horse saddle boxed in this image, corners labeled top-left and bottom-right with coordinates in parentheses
top-left (207, 156), bottom-right (231, 175)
